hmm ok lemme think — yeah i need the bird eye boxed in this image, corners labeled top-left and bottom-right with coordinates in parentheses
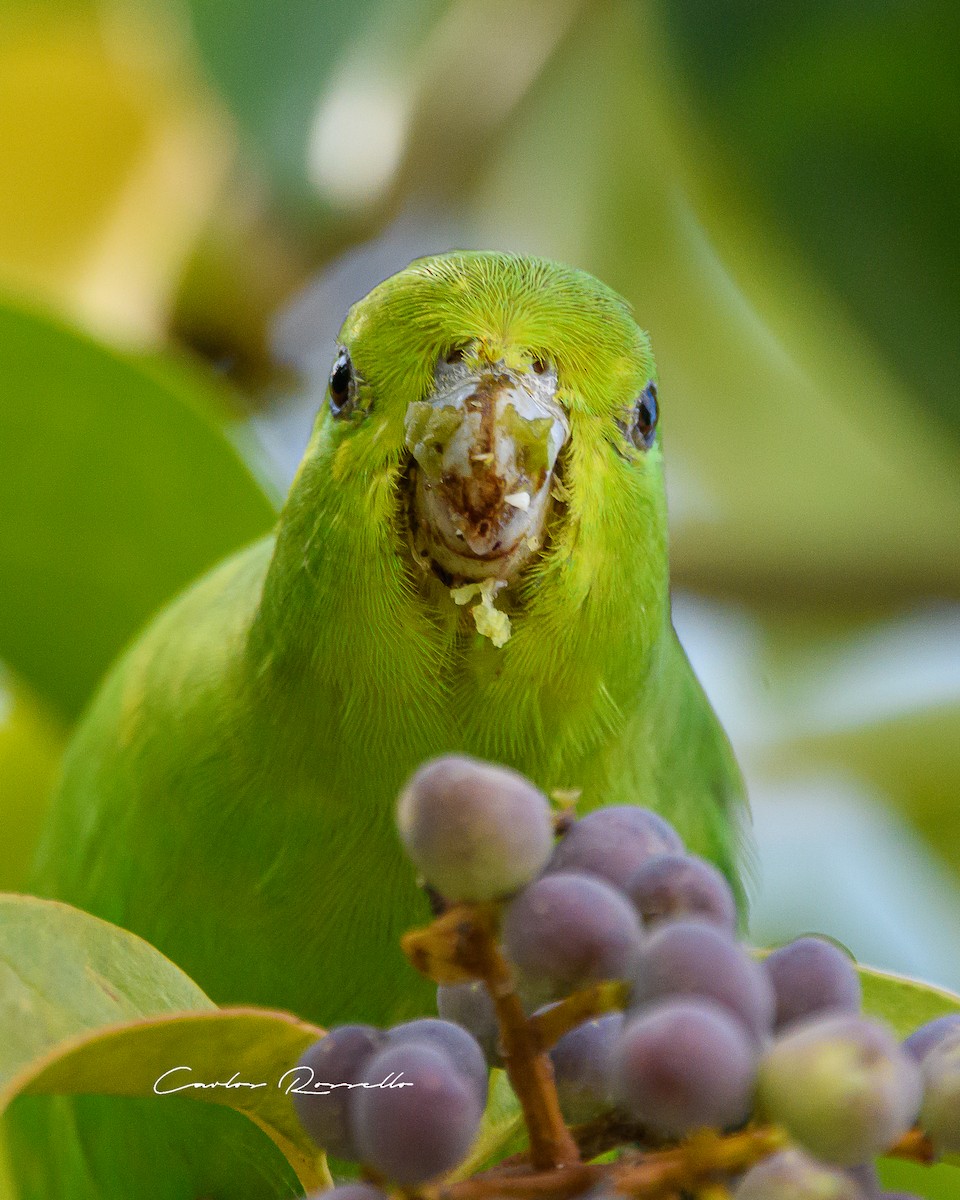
top-left (627, 382), bottom-right (658, 450)
top-left (328, 348), bottom-right (353, 416)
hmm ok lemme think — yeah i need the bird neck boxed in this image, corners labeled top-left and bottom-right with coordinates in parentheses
top-left (247, 451), bottom-right (671, 798)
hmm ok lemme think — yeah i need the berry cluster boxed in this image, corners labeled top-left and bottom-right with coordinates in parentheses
top-left (292, 1018), bottom-right (487, 1185)
top-left (291, 755), bottom-right (960, 1200)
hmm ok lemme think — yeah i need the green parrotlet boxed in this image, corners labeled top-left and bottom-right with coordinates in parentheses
top-left (15, 252), bottom-right (748, 1198)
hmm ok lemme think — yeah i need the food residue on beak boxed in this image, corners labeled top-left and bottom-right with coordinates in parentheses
top-left (451, 578), bottom-right (512, 647)
top-left (505, 491), bottom-right (531, 511)
top-left (404, 355), bottom-right (568, 591)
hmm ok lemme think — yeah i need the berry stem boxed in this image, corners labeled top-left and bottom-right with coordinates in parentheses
top-left (613, 1126), bottom-right (786, 1197)
top-left (458, 1124), bottom-right (937, 1200)
top-left (445, 1126), bottom-right (785, 1200)
top-left (527, 980), bottom-right (630, 1051)
top-left (400, 903), bottom-right (938, 1195)
top-left (888, 1127), bottom-right (936, 1164)
top-left (401, 903), bottom-right (580, 1170)
top-left (475, 934), bottom-right (581, 1169)
top-left (447, 1164), bottom-right (602, 1200)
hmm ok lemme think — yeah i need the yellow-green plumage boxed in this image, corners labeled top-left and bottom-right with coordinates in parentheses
top-left (17, 252), bottom-right (747, 1198)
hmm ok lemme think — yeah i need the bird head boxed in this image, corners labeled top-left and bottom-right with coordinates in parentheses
top-left (255, 251), bottom-right (672, 771)
top-left (315, 251), bottom-right (662, 591)
top-left (268, 251), bottom-right (668, 687)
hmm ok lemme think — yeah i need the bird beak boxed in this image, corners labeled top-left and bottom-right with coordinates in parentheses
top-left (404, 361), bottom-right (569, 582)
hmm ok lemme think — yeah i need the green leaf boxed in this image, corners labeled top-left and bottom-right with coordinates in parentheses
top-left (0, 894), bottom-right (214, 1091)
top-left (0, 895), bottom-right (327, 1192)
top-left (0, 667), bottom-right (63, 890)
top-left (858, 962), bottom-right (960, 1038)
top-left (0, 1124), bottom-right (15, 1200)
top-left (2, 1009), bottom-right (328, 1193)
top-left (0, 298), bottom-right (278, 719)
top-left (186, 0), bottom-right (363, 216)
top-left (186, 0), bottom-right (455, 224)
top-left (878, 1156), bottom-right (960, 1200)
top-left (468, 1), bottom-right (960, 599)
top-left (452, 1068), bottom-right (526, 1179)
top-left (660, 2), bottom-right (960, 443)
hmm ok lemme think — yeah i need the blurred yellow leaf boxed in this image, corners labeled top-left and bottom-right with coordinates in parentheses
top-left (0, 12), bottom-right (234, 344)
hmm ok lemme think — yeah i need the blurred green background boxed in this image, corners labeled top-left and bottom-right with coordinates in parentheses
top-left (1, 0), bottom-right (958, 1020)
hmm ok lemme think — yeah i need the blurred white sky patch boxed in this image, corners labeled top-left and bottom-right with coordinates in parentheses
top-left (273, 211), bottom-right (463, 376)
top-left (307, 64), bottom-right (410, 209)
top-left (788, 607), bottom-right (960, 731)
top-left (748, 774), bottom-right (960, 993)
top-left (674, 592), bottom-right (960, 991)
top-left (670, 591), bottom-right (781, 755)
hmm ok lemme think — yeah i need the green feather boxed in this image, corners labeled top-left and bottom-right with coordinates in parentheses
top-left (18, 252), bottom-right (748, 1197)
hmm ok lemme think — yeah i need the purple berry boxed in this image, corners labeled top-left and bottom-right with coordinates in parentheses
top-left (387, 1017), bottom-right (488, 1108)
top-left (502, 872), bottom-right (644, 1005)
top-left (611, 999), bottom-right (758, 1137)
top-left (353, 1042), bottom-right (483, 1184)
top-left (627, 852), bottom-right (737, 932)
top-left (903, 1013), bottom-right (960, 1062)
top-left (765, 937), bottom-right (862, 1031)
top-left (734, 1149), bottom-right (868, 1199)
top-left (290, 1025), bottom-right (386, 1160)
top-left (546, 805), bottom-right (683, 891)
top-left (632, 919), bottom-right (775, 1040)
top-left (397, 755), bottom-right (554, 901)
top-left (549, 1012), bottom-right (624, 1124)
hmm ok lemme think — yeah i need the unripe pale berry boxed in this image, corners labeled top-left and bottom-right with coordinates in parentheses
top-left (397, 755), bottom-right (554, 902)
top-left (757, 1014), bottom-right (922, 1166)
top-left (918, 1028), bottom-right (960, 1153)
top-left (734, 1149), bottom-right (867, 1199)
